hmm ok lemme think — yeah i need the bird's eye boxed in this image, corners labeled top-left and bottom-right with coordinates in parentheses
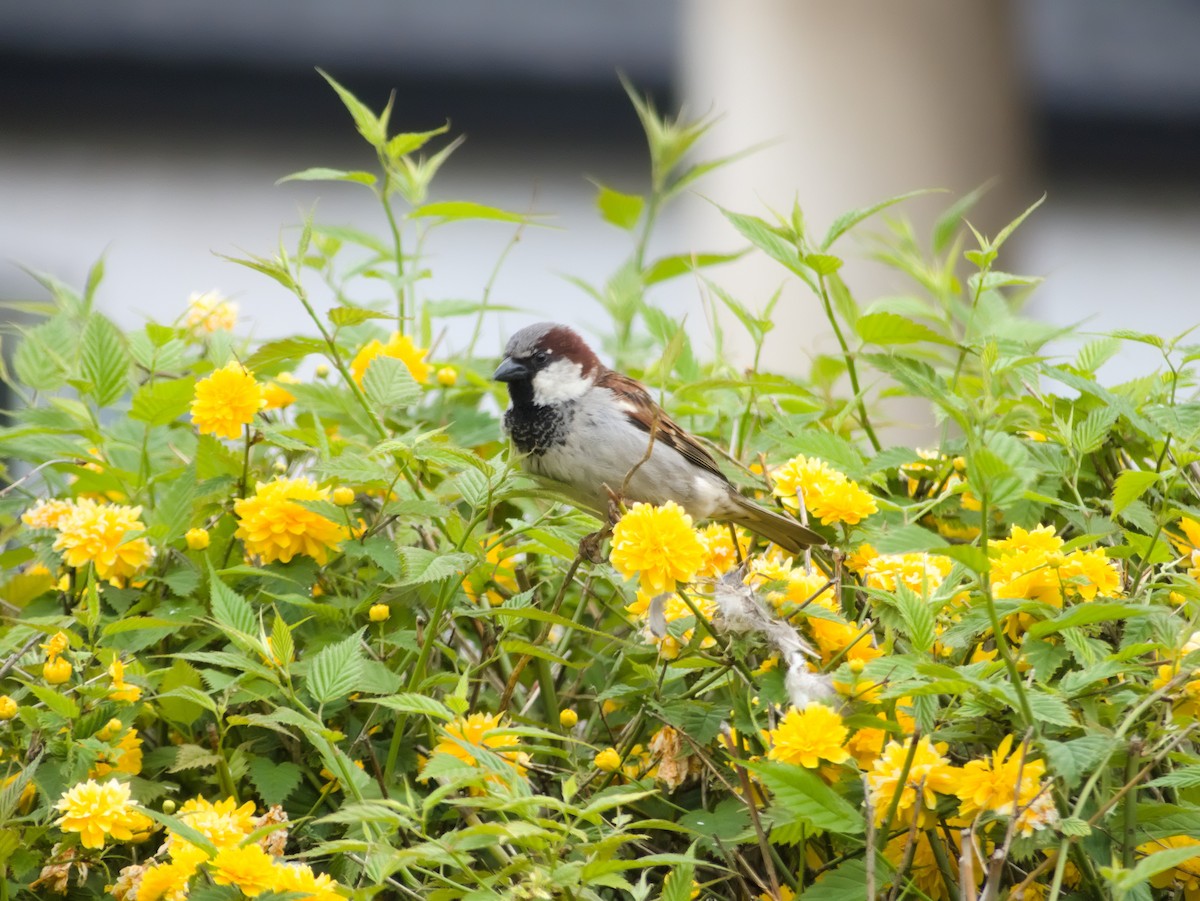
top-left (533, 350), bottom-right (549, 365)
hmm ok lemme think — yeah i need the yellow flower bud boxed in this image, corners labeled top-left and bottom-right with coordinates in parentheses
top-left (162, 799), bottom-right (177, 815)
top-left (43, 656), bottom-right (72, 685)
top-left (333, 486), bottom-right (356, 507)
top-left (594, 747), bottom-right (622, 772)
top-left (185, 528), bottom-right (211, 551)
top-left (848, 658), bottom-right (865, 674)
top-left (601, 699), bottom-right (621, 716)
top-left (436, 366), bottom-right (457, 387)
top-left (559, 708), bottom-right (579, 728)
top-left (273, 458), bottom-right (288, 473)
top-left (98, 718), bottom-right (124, 741)
top-left (315, 363), bottom-right (331, 378)
top-left (369, 603), bottom-right (390, 623)
top-left (0, 695), bottom-right (17, 720)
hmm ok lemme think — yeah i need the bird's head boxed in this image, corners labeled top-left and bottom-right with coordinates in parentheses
top-left (494, 322), bottom-right (602, 407)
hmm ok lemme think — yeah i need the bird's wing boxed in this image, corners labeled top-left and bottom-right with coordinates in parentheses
top-left (597, 370), bottom-right (731, 484)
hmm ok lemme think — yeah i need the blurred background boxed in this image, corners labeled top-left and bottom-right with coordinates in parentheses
top-left (3, 0), bottom-right (1199, 391)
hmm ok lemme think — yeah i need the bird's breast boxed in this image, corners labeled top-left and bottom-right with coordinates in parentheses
top-left (503, 401), bottom-right (576, 457)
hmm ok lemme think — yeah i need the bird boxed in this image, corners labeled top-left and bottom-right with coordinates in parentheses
top-left (493, 322), bottom-right (824, 554)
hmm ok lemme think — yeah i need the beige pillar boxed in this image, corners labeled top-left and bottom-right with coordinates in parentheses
top-left (679, 1), bottom-right (1032, 439)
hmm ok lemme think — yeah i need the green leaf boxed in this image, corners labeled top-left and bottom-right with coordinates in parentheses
top-left (1074, 407), bottom-right (1119, 455)
top-left (1112, 470), bottom-right (1159, 516)
top-left (306, 631), bottom-right (366, 705)
top-left (363, 355), bottom-right (421, 410)
top-left (1112, 844), bottom-right (1200, 893)
top-left (717, 205), bottom-right (817, 293)
top-left (822, 188), bottom-right (934, 250)
top-left (386, 124), bottom-right (450, 158)
top-left (244, 337), bottom-right (327, 371)
top-left (645, 251), bottom-right (743, 286)
top-left (208, 567), bottom-right (257, 639)
top-left (130, 377), bottom-right (195, 426)
top-left (27, 684), bottom-right (80, 719)
top-left (804, 252), bottom-right (843, 275)
top-left (932, 182), bottom-right (991, 254)
top-left (318, 68), bottom-right (387, 147)
top-left (158, 660), bottom-right (209, 726)
top-left (594, 182), bottom-right (644, 230)
top-left (892, 584), bottom-right (936, 652)
top-left (745, 759), bottom-right (864, 834)
top-left (248, 756), bottom-right (303, 806)
top-left (277, 167), bottom-right (376, 186)
top-left (802, 858), bottom-right (890, 901)
top-left (364, 693), bottom-right (454, 720)
top-left (1027, 603), bottom-right (1149, 640)
top-left (409, 201), bottom-right (532, 224)
top-left (854, 311), bottom-right (953, 347)
top-left (81, 313), bottom-right (129, 406)
top-left (328, 306), bottom-right (393, 328)
top-left (397, 547), bottom-right (474, 586)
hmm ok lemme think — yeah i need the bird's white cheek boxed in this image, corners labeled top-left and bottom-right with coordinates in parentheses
top-left (532, 359), bottom-right (592, 405)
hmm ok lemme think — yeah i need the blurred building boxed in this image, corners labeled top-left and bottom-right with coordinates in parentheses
top-left (1, 1), bottom-right (1198, 383)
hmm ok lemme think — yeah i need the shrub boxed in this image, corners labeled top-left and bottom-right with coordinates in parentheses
top-left (2, 73), bottom-right (1200, 901)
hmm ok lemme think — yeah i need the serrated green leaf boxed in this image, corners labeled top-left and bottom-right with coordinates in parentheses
top-left (277, 167), bottom-right (376, 186)
top-left (745, 759), bottom-right (864, 834)
top-left (243, 337), bottom-right (327, 372)
top-left (306, 631), bottom-right (365, 705)
top-left (645, 251), bottom-right (742, 286)
top-left (318, 68), bottom-right (386, 147)
top-left (364, 693), bottom-right (455, 720)
top-left (248, 756), bottom-right (304, 806)
top-left (397, 547), bottom-right (474, 586)
top-left (27, 684), bottom-right (80, 719)
top-left (1112, 470), bottom-right (1159, 516)
top-left (822, 189), bottom-right (934, 250)
top-left (409, 201), bottom-right (532, 224)
top-left (130, 377), bottom-right (196, 425)
top-left (594, 182), bottom-right (644, 231)
top-left (158, 659), bottom-right (211, 726)
top-left (363, 354), bottom-right (421, 410)
top-left (208, 567), bottom-right (257, 638)
top-left (892, 584), bottom-right (937, 652)
top-left (1027, 602), bottom-right (1147, 639)
top-left (855, 311), bottom-right (952, 347)
top-left (81, 313), bottom-right (129, 406)
top-left (328, 306), bottom-right (393, 327)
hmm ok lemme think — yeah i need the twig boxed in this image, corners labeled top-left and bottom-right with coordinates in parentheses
top-left (0, 633), bottom-right (44, 682)
top-left (722, 725), bottom-right (781, 900)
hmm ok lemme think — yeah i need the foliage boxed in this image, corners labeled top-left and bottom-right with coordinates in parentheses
top-left (2, 73), bottom-right (1200, 901)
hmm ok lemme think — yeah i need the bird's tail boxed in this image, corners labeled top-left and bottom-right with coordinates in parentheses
top-left (727, 495), bottom-right (824, 555)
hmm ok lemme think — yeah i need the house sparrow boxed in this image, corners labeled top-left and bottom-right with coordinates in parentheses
top-left (494, 322), bottom-right (823, 553)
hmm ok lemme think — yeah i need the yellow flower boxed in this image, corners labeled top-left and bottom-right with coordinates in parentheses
top-left (847, 718), bottom-right (888, 768)
top-left (759, 888), bottom-right (796, 901)
top-left (332, 486), bottom-right (356, 506)
top-left (184, 290), bottom-right (238, 333)
top-left (52, 498), bottom-right (154, 586)
top-left (133, 860), bottom-right (196, 901)
top-left (21, 498), bottom-right (77, 530)
top-left (845, 543), bottom-right (878, 574)
top-left (43, 656), bottom-right (72, 684)
top-left (261, 371), bottom-right (299, 410)
top-left (108, 659), bottom-right (143, 703)
top-left (696, 523), bottom-right (750, 580)
top-left (610, 501), bottom-right (706, 594)
top-left (1138, 835), bottom-right (1200, 898)
top-left (559, 708), bottom-right (579, 728)
top-left (1058, 548), bottom-right (1121, 600)
top-left (0, 695), bottom-right (16, 719)
top-left (211, 844), bottom-right (278, 897)
top-left (862, 552), bottom-right (953, 596)
top-left (764, 703), bottom-right (850, 768)
top-left (233, 477), bottom-right (347, 564)
top-left (55, 778), bottom-right (151, 848)
top-left (41, 630), bottom-right (70, 659)
top-left (271, 864), bottom-right (342, 900)
top-left (190, 361), bottom-right (266, 439)
top-left (185, 527), bottom-right (210, 551)
top-left (350, 332), bottom-right (432, 385)
top-left (772, 455), bottom-right (877, 526)
top-left (426, 712), bottom-right (529, 779)
top-left (92, 728), bottom-right (144, 778)
top-left (866, 737), bottom-right (957, 826)
top-left (594, 747), bottom-right (622, 772)
top-left (436, 366), bottom-right (457, 387)
top-left (368, 603), bottom-right (390, 623)
top-left (625, 588), bottom-right (717, 657)
top-left (955, 734), bottom-right (1046, 819)
top-left (167, 796), bottom-right (257, 862)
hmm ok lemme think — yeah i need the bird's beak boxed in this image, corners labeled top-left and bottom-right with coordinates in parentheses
top-left (493, 356), bottom-right (530, 383)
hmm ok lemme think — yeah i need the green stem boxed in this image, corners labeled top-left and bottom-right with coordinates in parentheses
top-left (977, 490), bottom-right (1036, 730)
top-left (379, 171), bottom-right (407, 334)
top-left (817, 275), bottom-right (880, 452)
